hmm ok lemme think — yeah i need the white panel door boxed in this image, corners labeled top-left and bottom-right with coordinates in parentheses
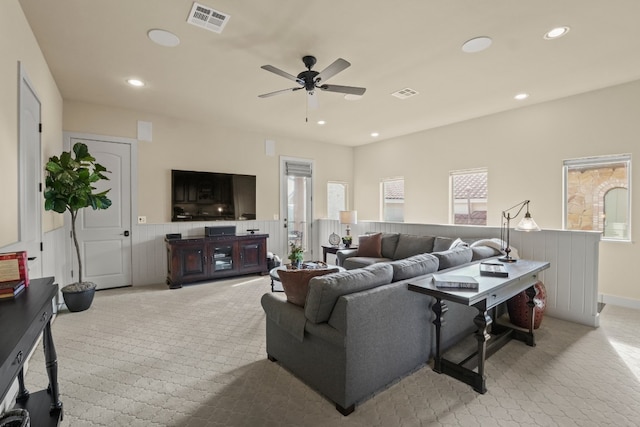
top-left (19, 66), bottom-right (42, 278)
top-left (71, 138), bottom-right (132, 289)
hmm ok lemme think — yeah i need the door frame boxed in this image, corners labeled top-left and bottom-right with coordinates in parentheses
top-left (280, 156), bottom-right (314, 260)
top-left (63, 132), bottom-right (138, 286)
top-left (18, 62), bottom-right (43, 278)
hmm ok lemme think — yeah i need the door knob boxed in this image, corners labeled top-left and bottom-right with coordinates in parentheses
top-left (122, 230), bottom-right (130, 237)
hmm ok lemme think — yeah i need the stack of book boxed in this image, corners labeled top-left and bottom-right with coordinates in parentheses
top-left (0, 251), bottom-right (29, 300)
top-left (0, 280), bottom-right (26, 299)
top-left (432, 274), bottom-right (479, 290)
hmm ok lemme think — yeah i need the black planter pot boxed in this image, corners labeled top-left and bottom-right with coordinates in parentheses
top-left (62, 282), bottom-right (96, 312)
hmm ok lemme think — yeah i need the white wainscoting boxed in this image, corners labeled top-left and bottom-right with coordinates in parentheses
top-left (316, 220), bottom-right (601, 328)
top-left (131, 219), bottom-right (601, 327)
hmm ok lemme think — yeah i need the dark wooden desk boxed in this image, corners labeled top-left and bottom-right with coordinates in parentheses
top-left (321, 245), bottom-right (357, 263)
top-left (0, 277), bottom-right (63, 426)
top-left (408, 260), bottom-right (550, 394)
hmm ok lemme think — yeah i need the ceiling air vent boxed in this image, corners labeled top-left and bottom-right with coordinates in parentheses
top-left (186, 2), bottom-right (230, 34)
top-left (391, 87), bottom-right (419, 99)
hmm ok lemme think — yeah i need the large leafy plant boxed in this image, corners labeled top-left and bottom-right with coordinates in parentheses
top-left (44, 142), bottom-right (111, 284)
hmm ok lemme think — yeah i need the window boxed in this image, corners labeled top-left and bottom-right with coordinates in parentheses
top-left (564, 155), bottom-right (631, 241)
top-left (450, 169), bottom-right (488, 225)
top-left (381, 178), bottom-right (404, 222)
top-left (327, 181), bottom-right (348, 220)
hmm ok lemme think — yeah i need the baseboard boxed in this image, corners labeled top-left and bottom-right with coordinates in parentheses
top-left (599, 293), bottom-right (640, 310)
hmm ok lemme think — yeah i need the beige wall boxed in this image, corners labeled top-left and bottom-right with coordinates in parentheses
top-left (63, 101), bottom-right (354, 223)
top-left (353, 79), bottom-right (640, 302)
top-left (0, 0), bottom-right (63, 247)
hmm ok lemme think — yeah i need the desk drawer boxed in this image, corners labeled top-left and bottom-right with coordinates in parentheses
top-left (0, 306), bottom-right (51, 398)
top-left (486, 276), bottom-right (539, 309)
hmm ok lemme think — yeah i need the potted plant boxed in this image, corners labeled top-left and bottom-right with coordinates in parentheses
top-left (44, 142), bottom-right (111, 312)
top-left (342, 235), bottom-right (353, 248)
top-left (288, 242), bottom-right (304, 269)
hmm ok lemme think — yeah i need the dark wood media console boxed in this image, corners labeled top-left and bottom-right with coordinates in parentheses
top-left (165, 233), bottom-right (269, 288)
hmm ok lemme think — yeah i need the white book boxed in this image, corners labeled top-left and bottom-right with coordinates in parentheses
top-left (432, 274), bottom-right (479, 290)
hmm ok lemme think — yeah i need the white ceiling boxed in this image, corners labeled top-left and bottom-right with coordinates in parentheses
top-left (18, 0), bottom-right (640, 146)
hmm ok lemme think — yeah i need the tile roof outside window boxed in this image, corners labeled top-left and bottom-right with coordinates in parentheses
top-left (384, 179), bottom-right (404, 200)
top-left (453, 172), bottom-right (487, 199)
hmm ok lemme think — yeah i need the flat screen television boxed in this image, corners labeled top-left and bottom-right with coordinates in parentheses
top-left (171, 169), bottom-right (256, 222)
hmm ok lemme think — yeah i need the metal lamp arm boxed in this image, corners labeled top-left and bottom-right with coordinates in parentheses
top-left (502, 200), bottom-right (530, 221)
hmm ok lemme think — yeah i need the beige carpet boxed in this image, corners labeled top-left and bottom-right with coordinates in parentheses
top-left (23, 275), bottom-right (640, 426)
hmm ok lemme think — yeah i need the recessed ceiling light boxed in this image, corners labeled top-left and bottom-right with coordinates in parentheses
top-left (514, 93), bottom-right (529, 100)
top-left (371, 132), bottom-right (379, 138)
top-left (127, 79), bottom-right (145, 87)
top-left (461, 36), bottom-right (493, 53)
top-left (148, 29), bottom-right (181, 47)
top-left (544, 26), bottom-right (570, 40)
top-left (344, 94), bottom-right (363, 101)
top-left (317, 120), bottom-right (326, 125)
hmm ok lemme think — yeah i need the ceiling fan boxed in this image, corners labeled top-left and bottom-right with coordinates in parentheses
top-left (258, 55), bottom-right (366, 108)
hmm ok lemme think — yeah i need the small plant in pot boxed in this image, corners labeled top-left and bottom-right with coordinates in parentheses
top-left (44, 142), bottom-right (111, 312)
top-left (342, 235), bottom-right (353, 248)
top-left (288, 242), bottom-right (304, 269)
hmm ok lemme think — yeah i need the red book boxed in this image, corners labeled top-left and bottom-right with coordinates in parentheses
top-left (0, 281), bottom-right (25, 299)
top-left (0, 251), bottom-right (29, 287)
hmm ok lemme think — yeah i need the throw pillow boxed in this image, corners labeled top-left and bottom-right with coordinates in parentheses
top-left (277, 268), bottom-right (339, 307)
top-left (449, 237), bottom-right (469, 249)
top-left (358, 233), bottom-right (382, 257)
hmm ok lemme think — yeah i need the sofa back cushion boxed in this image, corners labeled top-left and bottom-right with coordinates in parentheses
top-left (393, 234), bottom-right (435, 260)
top-left (389, 253), bottom-right (439, 282)
top-left (433, 246), bottom-right (473, 270)
top-left (305, 263), bottom-right (393, 324)
top-left (380, 233), bottom-right (400, 259)
top-left (357, 233), bottom-right (382, 257)
top-left (471, 245), bottom-right (502, 261)
top-left (432, 236), bottom-right (455, 252)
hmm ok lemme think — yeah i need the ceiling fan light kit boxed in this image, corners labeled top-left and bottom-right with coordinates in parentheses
top-left (258, 55), bottom-right (366, 103)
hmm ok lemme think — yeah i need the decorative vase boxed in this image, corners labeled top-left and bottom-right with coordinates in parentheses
top-left (507, 281), bottom-right (547, 329)
top-left (61, 282), bottom-right (96, 312)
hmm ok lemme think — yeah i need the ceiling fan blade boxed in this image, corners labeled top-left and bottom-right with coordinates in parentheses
top-left (307, 91), bottom-right (319, 109)
top-left (315, 58), bottom-right (350, 83)
top-left (319, 84), bottom-right (366, 96)
top-left (258, 87), bottom-right (302, 98)
top-left (261, 65), bottom-right (304, 84)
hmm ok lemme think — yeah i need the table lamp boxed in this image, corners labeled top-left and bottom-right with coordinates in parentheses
top-left (339, 210), bottom-right (357, 237)
top-left (499, 200), bottom-right (540, 263)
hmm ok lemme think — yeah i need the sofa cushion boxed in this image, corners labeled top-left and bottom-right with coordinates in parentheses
top-left (357, 233), bottom-right (382, 257)
top-left (393, 235), bottom-right (435, 260)
top-left (389, 253), bottom-right (439, 282)
top-left (433, 246), bottom-right (473, 270)
top-left (305, 263), bottom-right (393, 324)
top-left (343, 257), bottom-right (392, 270)
top-left (380, 233), bottom-right (400, 259)
top-left (433, 236), bottom-right (455, 252)
top-left (277, 268), bottom-right (340, 307)
top-left (471, 245), bottom-right (502, 261)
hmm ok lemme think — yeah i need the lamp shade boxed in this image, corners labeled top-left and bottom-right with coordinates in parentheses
top-left (339, 210), bottom-right (357, 225)
top-left (515, 212), bottom-right (540, 231)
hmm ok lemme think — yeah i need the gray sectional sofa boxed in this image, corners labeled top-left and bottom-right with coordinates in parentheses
top-left (261, 233), bottom-right (503, 415)
top-left (337, 232), bottom-right (501, 270)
